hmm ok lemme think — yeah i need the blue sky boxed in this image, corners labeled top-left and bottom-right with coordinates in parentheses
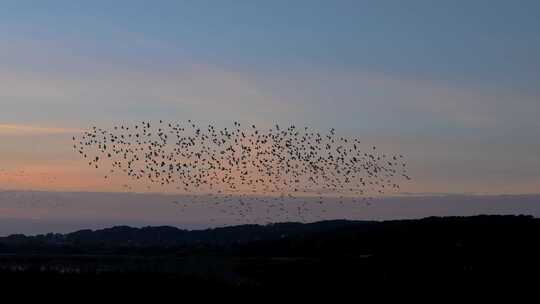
top-left (2, 0), bottom-right (539, 83)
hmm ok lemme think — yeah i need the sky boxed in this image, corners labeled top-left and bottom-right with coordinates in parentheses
top-left (0, 1), bottom-right (539, 232)
top-left (1, 191), bottom-right (539, 235)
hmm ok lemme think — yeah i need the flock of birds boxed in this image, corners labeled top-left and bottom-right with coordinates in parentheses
top-left (73, 120), bottom-right (411, 223)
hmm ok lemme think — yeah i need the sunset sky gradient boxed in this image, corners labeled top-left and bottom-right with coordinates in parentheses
top-left (1, 1), bottom-right (539, 233)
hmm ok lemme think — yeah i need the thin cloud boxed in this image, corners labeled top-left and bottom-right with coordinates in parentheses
top-left (0, 124), bottom-right (83, 135)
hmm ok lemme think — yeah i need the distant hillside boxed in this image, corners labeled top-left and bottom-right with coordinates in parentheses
top-left (1, 215), bottom-right (538, 256)
top-left (0, 215), bottom-right (539, 293)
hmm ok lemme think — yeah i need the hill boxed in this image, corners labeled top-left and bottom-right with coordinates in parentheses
top-left (0, 215), bottom-right (538, 294)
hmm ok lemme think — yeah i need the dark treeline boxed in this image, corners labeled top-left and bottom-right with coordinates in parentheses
top-left (1, 215), bottom-right (538, 256)
top-left (0, 215), bottom-right (538, 295)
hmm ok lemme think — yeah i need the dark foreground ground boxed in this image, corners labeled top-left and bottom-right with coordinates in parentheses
top-left (0, 215), bottom-right (538, 297)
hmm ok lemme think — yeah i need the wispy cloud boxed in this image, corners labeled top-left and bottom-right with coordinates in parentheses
top-left (0, 124), bottom-right (82, 135)
top-left (0, 64), bottom-right (293, 126)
